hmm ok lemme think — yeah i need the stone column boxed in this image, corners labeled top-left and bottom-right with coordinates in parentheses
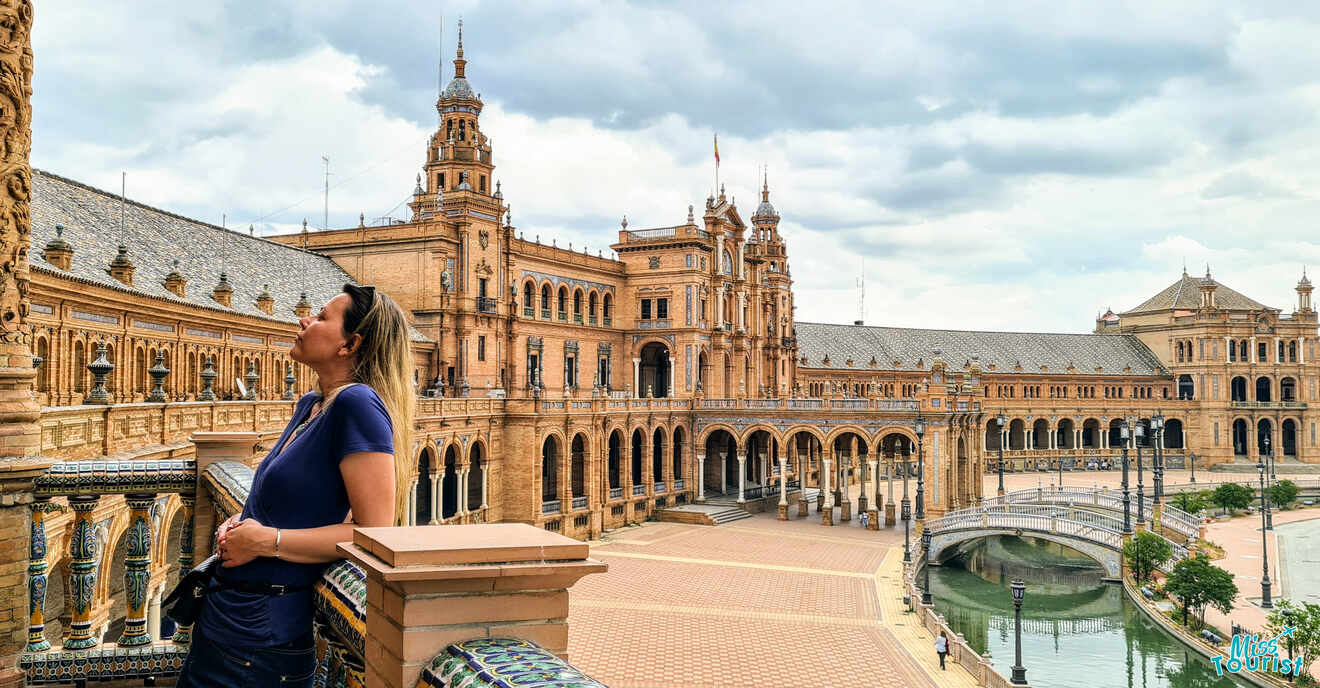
top-left (480, 467), bottom-right (489, 510)
top-left (696, 453), bottom-right (706, 503)
top-left (457, 468), bottom-right (469, 516)
top-left (867, 458), bottom-right (880, 531)
top-left (0, 7), bottom-right (46, 684)
top-left (667, 356), bottom-right (675, 397)
top-left (25, 498), bottom-right (51, 652)
top-left (118, 492), bottom-right (155, 646)
top-left (838, 447), bottom-right (852, 522)
top-left (146, 588), bottom-right (162, 643)
top-left (343, 524), bottom-right (607, 688)
top-left (736, 451), bottom-right (746, 503)
top-left (632, 358), bottom-right (640, 396)
top-left (777, 449), bottom-right (789, 520)
top-left (65, 496), bottom-right (101, 649)
top-left (885, 451), bottom-right (896, 526)
top-left (429, 471), bottom-right (441, 525)
top-left (795, 444), bottom-right (808, 518)
top-left (172, 493), bottom-right (195, 644)
top-left (820, 457), bottom-right (834, 526)
top-left (1251, 336), bottom-right (1257, 363)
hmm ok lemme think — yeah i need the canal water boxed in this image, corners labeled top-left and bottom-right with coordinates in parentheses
top-left (928, 536), bottom-right (1249, 687)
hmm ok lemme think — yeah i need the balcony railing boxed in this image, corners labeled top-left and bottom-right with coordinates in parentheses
top-left (1230, 400), bottom-right (1307, 409)
top-left (610, 487), bottom-right (624, 500)
top-left (636, 319), bottom-right (672, 330)
top-left (542, 499), bottom-right (561, 514)
top-left (572, 496), bottom-right (588, 510)
top-left (557, 311), bottom-right (567, 321)
top-left (476, 296), bottom-right (498, 313)
top-left (523, 306), bottom-right (534, 317)
top-left (603, 316), bottom-right (613, 327)
top-left (573, 313), bottom-right (583, 324)
top-left (632, 484), bottom-right (646, 496)
top-left (654, 482), bottom-right (666, 494)
top-left (541, 308), bottom-right (551, 319)
top-left (674, 479), bottom-right (685, 490)
top-left (589, 315), bottom-right (598, 325)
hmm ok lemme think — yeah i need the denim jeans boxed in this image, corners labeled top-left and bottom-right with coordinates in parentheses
top-left (177, 625), bottom-right (316, 687)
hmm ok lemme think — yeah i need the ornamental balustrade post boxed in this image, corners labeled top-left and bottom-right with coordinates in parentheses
top-left (64, 496), bottom-right (101, 649)
top-left (197, 356), bottom-right (216, 401)
top-left (695, 453), bottom-right (705, 504)
top-left (84, 339), bottom-right (114, 404)
top-left (146, 351), bottom-right (170, 403)
top-left (243, 360), bottom-right (258, 400)
top-left (282, 362), bottom-right (297, 400)
top-left (172, 493), bottom-right (195, 644)
top-left (25, 497), bottom-right (53, 652)
top-left (117, 492), bottom-right (156, 646)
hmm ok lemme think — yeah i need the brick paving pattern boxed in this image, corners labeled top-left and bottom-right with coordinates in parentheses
top-left (568, 510), bottom-right (972, 688)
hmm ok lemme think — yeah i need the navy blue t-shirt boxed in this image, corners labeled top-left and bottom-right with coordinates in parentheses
top-left (200, 384), bottom-right (394, 648)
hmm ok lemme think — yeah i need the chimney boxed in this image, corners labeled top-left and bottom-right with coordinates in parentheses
top-left (212, 273), bottom-right (233, 307)
top-left (164, 259), bottom-right (187, 297)
top-left (256, 284), bottom-right (275, 315)
top-left (43, 224), bottom-right (73, 271)
top-left (108, 244), bottom-right (135, 286)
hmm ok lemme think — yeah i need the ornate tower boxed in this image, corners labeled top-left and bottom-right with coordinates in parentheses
top-left (412, 19), bottom-right (497, 219)
top-left (1297, 270), bottom-right (1313, 314)
top-left (749, 172), bottom-right (796, 396)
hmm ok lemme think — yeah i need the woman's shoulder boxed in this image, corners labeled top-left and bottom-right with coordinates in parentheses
top-left (333, 383), bottom-right (387, 411)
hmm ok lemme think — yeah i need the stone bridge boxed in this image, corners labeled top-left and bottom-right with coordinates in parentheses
top-left (982, 485), bottom-right (1201, 542)
top-left (925, 486), bottom-right (1196, 580)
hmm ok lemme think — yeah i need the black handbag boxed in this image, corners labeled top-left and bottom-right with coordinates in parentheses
top-left (163, 554), bottom-right (220, 627)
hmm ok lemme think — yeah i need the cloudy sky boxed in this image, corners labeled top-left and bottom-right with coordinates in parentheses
top-left (30, 1), bottom-right (1320, 332)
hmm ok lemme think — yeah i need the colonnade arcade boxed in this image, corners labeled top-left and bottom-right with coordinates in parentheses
top-left (1231, 416), bottom-right (1303, 460)
top-left (695, 421), bottom-right (980, 519)
top-left (409, 439), bottom-right (488, 525)
top-left (537, 424), bottom-right (688, 516)
top-left (983, 415), bottom-right (1188, 471)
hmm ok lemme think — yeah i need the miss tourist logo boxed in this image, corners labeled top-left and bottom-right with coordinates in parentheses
top-left (1213, 627), bottom-right (1304, 678)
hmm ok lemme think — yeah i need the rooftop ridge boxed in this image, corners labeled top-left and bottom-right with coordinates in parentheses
top-left (793, 320), bottom-right (1136, 338)
top-left (33, 168), bottom-right (329, 260)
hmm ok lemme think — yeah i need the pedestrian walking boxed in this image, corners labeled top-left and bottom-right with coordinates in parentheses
top-left (934, 630), bottom-right (949, 670)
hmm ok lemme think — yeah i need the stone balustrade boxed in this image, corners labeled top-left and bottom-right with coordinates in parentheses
top-left (20, 431), bottom-right (609, 688)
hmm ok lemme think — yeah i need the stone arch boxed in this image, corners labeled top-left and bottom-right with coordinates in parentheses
top-left (698, 423), bottom-right (743, 447)
top-left (630, 428), bottom-right (645, 488)
top-left (539, 281), bottom-right (553, 315)
top-left (1162, 418), bottom-right (1185, 450)
top-left (415, 444), bottom-right (435, 525)
top-left (467, 441), bottom-right (485, 511)
top-left (541, 434), bottom-right (562, 505)
top-left (587, 289), bottom-right (599, 320)
top-left (1258, 418), bottom-right (1274, 455)
top-left (651, 427), bottom-right (666, 485)
top-left (1082, 418), bottom-right (1101, 448)
top-left (737, 423), bottom-right (781, 445)
top-left (522, 279), bottom-right (536, 312)
top-left (984, 419), bottom-right (1002, 451)
top-left (703, 428), bottom-right (739, 497)
top-left (1232, 418), bottom-right (1249, 457)
top-left (606, 429), bottom-right (624, 492)
top-left (672, 426), bottom-right (686, 481)
top-left (1281, 376), bottom-right (1298, 402)
top-left (1282, 418), bottom-right (1299, 457)
top-left (1256, 376), bottom-right (1273, 403)
top-left (572, 287), bottom-right (584, 320)
top-left (929, 531), bottom-right (1121, 579)
top-left (569, 433), bottom-right (588, 500)
top-left (1057, 418), bottom-right (1076, 449)
top-left (441, 443), bottom-right (459, 519)
top-left (556, 285), bottom-right (569, 316)
top-left (1007, 419), bottom-right (1026, 450)
top-left (1031, 418), bottom-right (1049, 449)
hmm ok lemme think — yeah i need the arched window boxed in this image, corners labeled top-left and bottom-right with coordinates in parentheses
top-left (1178, 375), bottom-right (1194, 400)
top-left (1231, 376), bottom-right (1247, 402)
top-left (540, 284), bottom-right (551, 317)
top-left (1281, 377), bottom-right (1297, 402)
top-left (603, 293), bottom-right (613, 323)
top-left (588, 292), bottom-right (598, 322)
top-left (1289, 341), bottom-right (1298, 362)
top-left (1256, 376), bottom-right (1273, 403)
top-left (557, 286), bottom-right (568, 318)
top-left (523, 281), bottom-right (534, 315)
top-left (573, 290), bottom-right (583, 322)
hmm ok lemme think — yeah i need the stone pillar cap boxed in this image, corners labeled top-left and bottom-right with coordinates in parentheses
top-left (345, 523), bottom-right (597, 570)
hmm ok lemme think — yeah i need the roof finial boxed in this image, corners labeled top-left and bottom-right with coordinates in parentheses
top-left (1205, 263), bottom-right (1212, 279)
top-left (761, 164), bottom-right (769, 202)
top-left (453, 18), bottom-right (467, 78)
top-left (621, 214), bottom-right (628, 231)
top-left (1182, 257), bottom-right (1187, 277)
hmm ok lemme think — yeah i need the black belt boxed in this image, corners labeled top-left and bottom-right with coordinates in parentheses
top-left (209, 579), bottom-right (312, 596)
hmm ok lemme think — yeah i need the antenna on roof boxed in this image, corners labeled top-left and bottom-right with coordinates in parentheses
top-left (437, 13), bottom-right (444, 125)
top-left (119, 172), bottom-right (126, 247)
top-left (221, 213), bottom-right (228, 276)
top-left (322, 156), bottom-right (331, 231)
top-left (856, 258), bottom-right (865, 326)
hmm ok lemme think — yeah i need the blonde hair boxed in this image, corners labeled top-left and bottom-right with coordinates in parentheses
top-left (341, 284), bottom-right (416, 524)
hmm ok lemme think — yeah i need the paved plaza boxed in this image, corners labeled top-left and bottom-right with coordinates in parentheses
top-left (567, 469), bottom-right (1319, 686)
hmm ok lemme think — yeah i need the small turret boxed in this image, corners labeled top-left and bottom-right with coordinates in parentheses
top-left (212, 272), bottom-right (233, 307)
top-left (1298, 268), bottom-right (1313, 313)
top-left (108, 244), bottom-right (135, 286)
top-left (164, 258), bottom-right (187, 297)
top-left (43, 224), bottom-right (73, 271)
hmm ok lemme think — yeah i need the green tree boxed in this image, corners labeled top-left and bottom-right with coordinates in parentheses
top-left (1124, 531), bottom-right (1174, 583)
top-left (1270, 479), bottom-right (1300, 509)
top-left (1211, 483), bottom-right (1254, 516)
top-left (1170, 490), bottom-right (1207, 515)
top-left (1266, 599), bottom-right (1320, 681)
top-left (1165, 553), bottom-right (1238, 628)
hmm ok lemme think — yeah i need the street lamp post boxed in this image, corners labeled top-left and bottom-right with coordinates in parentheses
top-left (1135, 421), bottom-right (1146, 527)
top-left (1121, 421), bottom-right (1132, 534)
top-left (1152, 414), bottom-right (1164, 507)
top-left (1010, 580), bottom-right (1028, 686)
top-left (1257, 459), bottom-right (1273, 609)
top-left (902, 497), bottom-right (912, 563)
top-left (915, 416), bottom-right (927, 521)
top-left (996, 413), bottom-right (1007, 496)
top-left (921, 530), bottom-right (933, 606)
top-left (1264, 435), bottom-right (1274, 531)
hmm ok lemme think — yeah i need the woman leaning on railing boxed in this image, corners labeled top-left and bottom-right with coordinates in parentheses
top-left (177, 284), bottom-right (415, 688)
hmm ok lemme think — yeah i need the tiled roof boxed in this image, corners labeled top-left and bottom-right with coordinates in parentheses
top-left (794, 322), bottom-right (1166, 376)
top-left (30, 170), bottom-right (432, 343)
top-left (1124, 272), bottom-right (1270, 314)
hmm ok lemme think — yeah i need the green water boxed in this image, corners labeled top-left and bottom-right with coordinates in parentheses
top-left (928, 536), bottom-right (1250, 687)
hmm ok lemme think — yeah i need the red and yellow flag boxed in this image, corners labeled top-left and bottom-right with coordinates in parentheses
top-left (714, 133), bottom-right (720, 165)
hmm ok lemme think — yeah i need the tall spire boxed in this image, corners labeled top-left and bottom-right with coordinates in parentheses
top-left (761, 164), bottom-right (770, 203)
top-left (453, 18), bottom-right (466, 78)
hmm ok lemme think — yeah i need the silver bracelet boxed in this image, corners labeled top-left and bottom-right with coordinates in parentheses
top-left (275, 528), bottom-right (282, 559)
